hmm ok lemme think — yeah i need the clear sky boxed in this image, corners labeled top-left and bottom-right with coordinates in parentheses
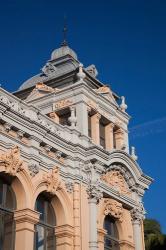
top-left (0, 0), bottom-right (166, 232)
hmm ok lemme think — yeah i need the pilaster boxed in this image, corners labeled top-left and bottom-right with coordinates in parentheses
top-left (105, 122), bottom-right (114, 151)
top-left (76, 102), bottom-right (88, 136)
top-left (14, 208), bottom-right (40, 250)
top-left (91, 113), bottom-right (101, 145)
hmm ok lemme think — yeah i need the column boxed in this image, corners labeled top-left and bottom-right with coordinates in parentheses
top-left (76, 102), bottom-right (89, 136)
top-left (105, 123), bottom-right (114, 151)
top-left (91, 113), bottom-right (101, 145)
top-left (131, 206), bottom-right (145, 250)
top-left (14, 208), bottom-right (40, 250)
top-left (49, 112), bottom-right (59, 123)
top-left (114, 128), bottom-right (124, 150)
top-left (133, 220), bottom-right (142, 250)
top-left (87, 183), bottom-right (103, 250)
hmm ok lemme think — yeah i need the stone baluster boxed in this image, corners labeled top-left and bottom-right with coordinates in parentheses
top-left (69, 106), bottom-right (77, 128)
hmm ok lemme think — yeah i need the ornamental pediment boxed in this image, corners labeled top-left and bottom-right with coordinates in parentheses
top-left (26, 82), bottom-right (59, 101)
top-left (101, 170), bottom-right (131, 196)
top-left (95, 85), bottom-right (117, 105)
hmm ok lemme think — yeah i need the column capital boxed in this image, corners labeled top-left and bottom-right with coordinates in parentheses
top-left (131, 203), bottom-right (145, 224)
top-left (87, 182), bottom-right (103, 203)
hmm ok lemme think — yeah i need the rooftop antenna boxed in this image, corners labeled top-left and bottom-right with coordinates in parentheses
top-left (61, 15), bottom-right (68, 46)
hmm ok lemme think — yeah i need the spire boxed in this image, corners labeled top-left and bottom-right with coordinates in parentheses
top-left (61, 15), bottom-right (68, 46)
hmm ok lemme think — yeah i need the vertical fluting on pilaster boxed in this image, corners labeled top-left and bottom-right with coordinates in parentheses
top-left (73, 182), bottom-right (81, 249)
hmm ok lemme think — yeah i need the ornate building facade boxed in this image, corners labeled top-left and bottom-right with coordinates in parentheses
top-left (0, 42), bottom-right (152, 250)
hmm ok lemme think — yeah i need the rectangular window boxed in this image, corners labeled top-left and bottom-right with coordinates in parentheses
top-left (88, 115), bottom-right (91, 137)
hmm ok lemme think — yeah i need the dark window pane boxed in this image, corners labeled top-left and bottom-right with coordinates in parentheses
top-left (6, 186), bottom-right (15, 210)
top-left (0, 210), bottom-right (15, 250)
top-left (35, 225), bottom-right (44, 250)
top-left (36, 196), bottom-right (45, 222)
top-left (46, 228), bottom-right (55, 250)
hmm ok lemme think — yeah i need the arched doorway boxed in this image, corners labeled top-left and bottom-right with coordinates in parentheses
top-left (34, 192), bottom-right (56, 250)
top-left (0, 175), bottom-right (16, 250)
top-left (104, 215), bottom-right (120, 250)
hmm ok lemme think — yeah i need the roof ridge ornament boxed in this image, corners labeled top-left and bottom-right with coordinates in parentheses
top-left (77, 63), bottom-right (86, 80)
top-left (131, 146), bottom-right (138, 161)
top-left (120, 96), bottom-right (127, 112)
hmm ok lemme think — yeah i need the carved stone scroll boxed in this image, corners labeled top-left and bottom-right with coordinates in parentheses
top-left (43, 166), bottom-right (62, 195)
top-left (104, 198), bottom-right (123, 222)
top-left (0, 146), bottom-right (23, 176)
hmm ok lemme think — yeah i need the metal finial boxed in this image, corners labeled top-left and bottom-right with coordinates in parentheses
top-left (61, 15), bottom-right (68, 46)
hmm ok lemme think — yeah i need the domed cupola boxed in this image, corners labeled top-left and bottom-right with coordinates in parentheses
top-left (51, 44), bottom-right (78, 61)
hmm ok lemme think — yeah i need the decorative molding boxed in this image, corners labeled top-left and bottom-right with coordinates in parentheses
top-left (87, 181), bottom-right (103, 202)
top-left (96, 86), bottom-right (110, 94)
top-left (41, 62), bottom-right (57, 76)
top-left (65, 180), bottom-right (74, 193)
top-left (102, 170), bottom-right (131, 196)
top-left (0, 146), bottom-right (23, 176)
top-left (87, 100), bottom-right (98, 111)
top-left (104, 198), bottom-right (123, 222)
top-left (53, 99), bottom-right (73, 110)
top-left (35, 82), bottom-right (55, 92)
top-left (43, 166), bottom-right (62, 195)
top-left (131, 203), bottom-right (145, 223)
top-left (28, 163), bottom-right (39, 177)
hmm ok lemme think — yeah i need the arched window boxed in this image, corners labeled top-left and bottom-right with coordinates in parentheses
top-left (104, 215), bottom-right (120, 250)
top-left (34, 193), bottom-right (56, 250)
top-left (0, 177), bottom-right (16, 250)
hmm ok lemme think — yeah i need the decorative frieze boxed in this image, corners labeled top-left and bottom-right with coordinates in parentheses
top-left (103, 198), bottom-right (123, 222)
top-left (53, 99), bottom-right (73, 110)
top-left (43, 166), bottom-right (62, 195)
top-left (0, 146), bottom-right (23, 176)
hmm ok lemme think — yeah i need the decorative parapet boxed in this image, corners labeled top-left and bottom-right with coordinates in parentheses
top-left (53, 99), bottom-right (73, 110)
top-left (130, 203), bottom-right (145, 223)
top-left (0, 91), bottom-right (85, 146)
top-left (101, 170), bottom-right (131, 196)
top-left (0, 146), bottom-right (23, 176)
top-left (103, 198), bottom-right (123, 222)
top-left (43, 166), bottom-right (62, 195)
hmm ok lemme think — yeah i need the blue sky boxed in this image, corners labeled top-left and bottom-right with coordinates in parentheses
top-left (0, 0), bottom-right (166, 232)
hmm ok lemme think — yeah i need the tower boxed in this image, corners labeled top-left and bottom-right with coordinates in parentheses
top-left (0, 41), bottom-right (152, 250)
